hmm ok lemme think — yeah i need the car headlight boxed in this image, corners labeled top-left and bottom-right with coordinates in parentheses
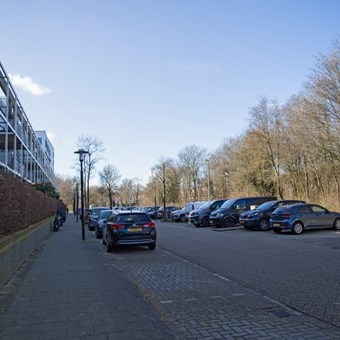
top-left (218, 213), bottom-right (224, 218)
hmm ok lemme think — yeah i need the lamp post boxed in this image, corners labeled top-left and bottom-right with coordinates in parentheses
top-left (75, 182), bottom-right (79, 222)
top-left (162, 163), bottom-right (166, 222)
top-left (205, 159), bottom-right (210, 201)
top-left (74, 149), bottom-right (88, 240)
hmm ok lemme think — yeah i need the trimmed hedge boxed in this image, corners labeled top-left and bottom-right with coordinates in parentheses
top-left (0, 170), bottom-right (59, 236)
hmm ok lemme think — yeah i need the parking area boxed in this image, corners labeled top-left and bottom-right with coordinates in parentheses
top-left (100, 221), bottom-right (340, 338)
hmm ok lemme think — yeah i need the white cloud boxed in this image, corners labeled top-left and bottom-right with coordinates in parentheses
top-left (9, 73), bottom-right (51, 96)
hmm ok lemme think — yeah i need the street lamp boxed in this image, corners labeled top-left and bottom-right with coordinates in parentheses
top-left (205, 159), bottom-right (211, 201)
top-left (75, 182), bottom-right (79, 222)
top-left (74, 149), bottom-right (88, 240)
top-left (162, 163), bottom-right (166, 222)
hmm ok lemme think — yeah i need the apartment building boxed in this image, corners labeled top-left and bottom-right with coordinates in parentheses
top-left (0, 61), bottom-right (56, 188)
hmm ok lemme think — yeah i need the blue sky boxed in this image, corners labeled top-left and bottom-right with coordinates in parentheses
top-left (1, 0), bottom-right (339, 184)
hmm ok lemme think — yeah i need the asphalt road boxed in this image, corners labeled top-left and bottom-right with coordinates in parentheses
top-left (99, 221), bottom-right (340, 339)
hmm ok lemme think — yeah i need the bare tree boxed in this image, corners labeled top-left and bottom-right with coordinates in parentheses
top-left (249, 97), bottom-right (286, 199)
top-left (77, 134), bottom-right (105, 208)
top-left (99, 164), bottom-right (121, 208)
top-left (56, 174), bottom-right (76, 211)
top-left (177, 145), bottom-right (208, 201)
top-left (118, 179), bottom-right (134, 207)
top-left (131, 178), bottom-right (144, 206)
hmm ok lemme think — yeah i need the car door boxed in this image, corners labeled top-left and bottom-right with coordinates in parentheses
top-left (295, 205), bottom-right (314, 228)
top-left (233, 199), bottom-right (246, 220)
top-left (310, 205), bottom-right (332, 227)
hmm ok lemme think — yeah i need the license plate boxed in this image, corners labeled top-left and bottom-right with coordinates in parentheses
top-left (128, 228), bottom-right (142, 232)
top-left (273, 223), bottom-right (280, 227)
top-left (239, 220), bottom-right (244, 224)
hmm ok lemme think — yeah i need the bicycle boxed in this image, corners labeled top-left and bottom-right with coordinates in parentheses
top-left (53, 214), bottom-right (63, 231)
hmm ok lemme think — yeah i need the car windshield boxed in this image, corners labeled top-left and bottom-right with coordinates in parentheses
top-left (255, 201), bottom-right (277, 210)
top-left (99, 210), bottom-right (112, 219)
top-left (92, 208), bottom-right (105, 215)
top-left (220, 199), bottom-right (237, 209)
top-left (197, 201), bottom-right (211, 210)
top-left (117, 213), bottom-right (151, 224)
top-left (273, 207), bottom-right (290, 214)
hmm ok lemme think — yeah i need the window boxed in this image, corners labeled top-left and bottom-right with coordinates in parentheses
top-left (234, 199), bottom-right (246, 210)
top-left (296, 206), bottom-right (311, 213)
top-left (311, 205), bottom-right (327, 213)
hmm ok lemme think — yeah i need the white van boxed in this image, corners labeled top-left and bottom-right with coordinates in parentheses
top-left (184, 201), bottom-right (206, 219)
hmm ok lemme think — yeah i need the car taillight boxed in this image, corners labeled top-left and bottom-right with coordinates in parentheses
top-left (110, 223), bottom-right (124, 230)
top-left (144, 222), bottom-right (155, 228)
top-left (282, 213), bottom-right (291, 218)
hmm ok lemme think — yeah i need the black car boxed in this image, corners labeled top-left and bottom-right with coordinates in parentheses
top-left (188, 199), bottom-right (227, 227)
top-left (147, 206), bottom-right (160, 219)
top-left (157, 206), bottom-right (179, 219)
top-left (102, 211), bottom-right (157, 251)
top-left (209, 196), bottom-right (277, 228)
top-left (88, 207), bottom-right (110, 230)
top-left (239, 200), bottom-right (306, 231)
top-left (94, 209), bottom-right (113, 239)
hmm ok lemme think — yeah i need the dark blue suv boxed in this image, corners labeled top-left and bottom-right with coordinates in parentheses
top-left (188, 199), bottom-right (227, 227)
top-left (239, 200), bottom-right (306, 231)
top-left (209, 196), bottom-right (276, 228)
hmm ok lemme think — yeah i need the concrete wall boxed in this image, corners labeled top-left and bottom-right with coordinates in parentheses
top-left (0, 217), bottom-right (53, 288)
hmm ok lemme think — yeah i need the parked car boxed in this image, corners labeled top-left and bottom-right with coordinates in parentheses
top-left (88, 207), bottom-right (110, 231)
top-left (94, 209), bottom-right (113, 239)
top-left (102, 211), bottom-right (157, 251)
top-left (184, 201), bottom-right (206, 220)
top-left (239, 199), bottom-right (306, 231)
top-left (188, 199), bottom-right (227, 227)
top-left (79, 208), bottom-right (92, 223)
top-left (147, 206), bottom-right (160, 219)
top-left (170, 207), bottom-right (187, 222)
top-left (209, 196), bottom-right (277, 228)
top-left (157, 206), bottom-right (179, 219)
top-left (270, 203), bottom-right (340, 234)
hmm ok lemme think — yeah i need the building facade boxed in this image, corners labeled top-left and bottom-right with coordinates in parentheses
top-left (35, 131), bottom-right (55, 170)
top-left (0, 61), bottom-right (57, 188)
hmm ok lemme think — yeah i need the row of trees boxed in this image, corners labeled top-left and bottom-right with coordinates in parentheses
top-left (58, 40), bottom-right (340, 211)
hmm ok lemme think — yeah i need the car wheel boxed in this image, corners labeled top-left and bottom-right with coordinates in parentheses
top-left (223, 217), bottom-right (235, 228)
top-left (180, 215), bottom-right (186, 223)
top-left (148, 243), bottom-right (156, 250)
top-left (258, 218), bottom-right (270, 231)
top-left (273, 228), bottom-right (282, 234)
top-left (292, 222), bottom-right (304, 235)
top-left (201, 216), bottom-right (209, 227)
top-left (333, 218), bottom-right (340, 230)
top-left (106, 240), bottom-right (113, 252)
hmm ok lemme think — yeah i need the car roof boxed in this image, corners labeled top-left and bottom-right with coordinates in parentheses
top-left (116, 210), bottom-right (148, 214)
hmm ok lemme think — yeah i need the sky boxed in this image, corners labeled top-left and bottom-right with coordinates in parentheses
top-left (1, 0), bottom-right (339, 185)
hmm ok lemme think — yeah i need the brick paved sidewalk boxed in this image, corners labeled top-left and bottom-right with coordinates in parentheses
top-left (0, 215), bottom-right (176, 340)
